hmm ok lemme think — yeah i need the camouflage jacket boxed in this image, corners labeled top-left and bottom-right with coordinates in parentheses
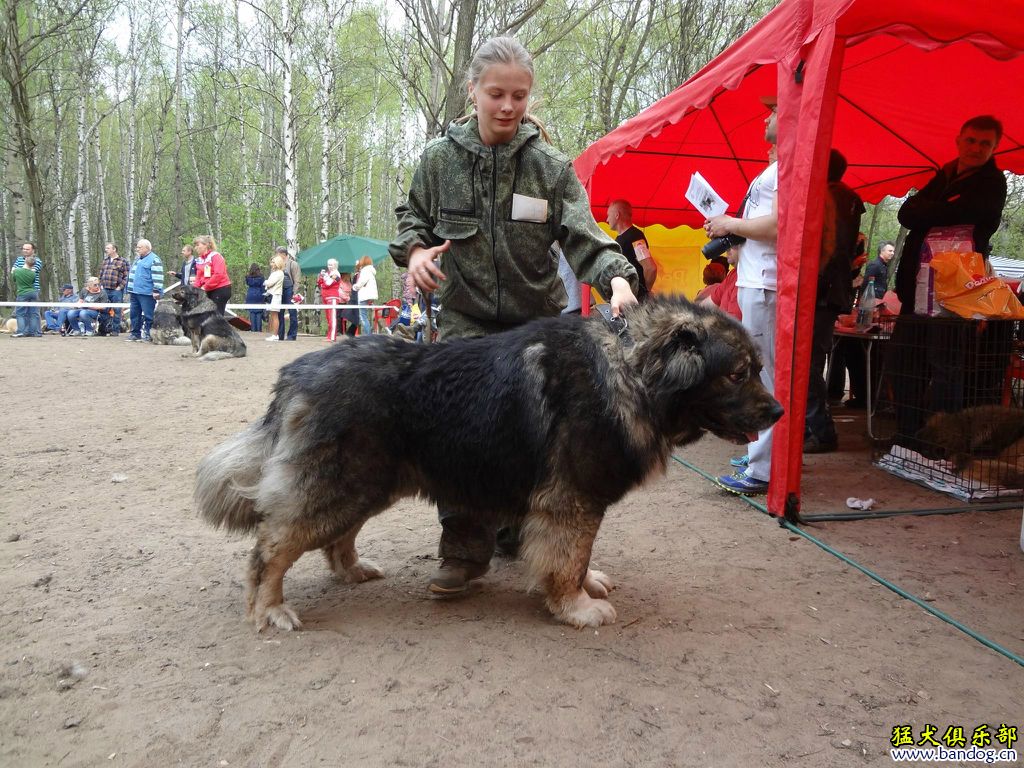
top-left (390, 118), bottom-right (638, 337)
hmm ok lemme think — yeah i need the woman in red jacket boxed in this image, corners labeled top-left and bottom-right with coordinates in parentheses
top-left (193, 235), bottom-right (232, 314)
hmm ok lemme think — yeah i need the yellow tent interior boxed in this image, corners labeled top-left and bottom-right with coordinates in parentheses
top-left (596, 224), bottom-right (709, 301)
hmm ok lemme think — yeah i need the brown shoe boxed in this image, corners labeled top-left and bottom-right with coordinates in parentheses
top-left (428, 558), bottom-right (489, 595)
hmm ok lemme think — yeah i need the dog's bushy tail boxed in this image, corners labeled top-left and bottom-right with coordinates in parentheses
top-left (195, 422), bottom-right (274, 533)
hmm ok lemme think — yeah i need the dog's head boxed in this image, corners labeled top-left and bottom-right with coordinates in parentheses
top-left (625, 296), bottom-right (783, 446)
top-left (172, 284), bottom-right (220, 317)
top-left (167, 286), bottom-right (190, 307)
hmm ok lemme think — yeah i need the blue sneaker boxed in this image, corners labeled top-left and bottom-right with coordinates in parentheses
top-left (730, 454), bottom-right (750, 468)
top-left (716, 471), bottom-right (769, 495)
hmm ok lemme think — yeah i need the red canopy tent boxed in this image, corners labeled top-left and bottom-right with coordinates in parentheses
top-left (575, 0), bottom-right (1024, 519)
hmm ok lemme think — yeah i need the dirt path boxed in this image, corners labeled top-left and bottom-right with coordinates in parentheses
top-left (1, 333), bottom-right (1021, 767)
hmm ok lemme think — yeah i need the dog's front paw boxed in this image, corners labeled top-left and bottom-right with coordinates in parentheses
top-left (583, 568), bottom-right (613, 598)
top-left (255, 602), bottom-right (302, 632)
top-left (345, 558), bottom-right (384, 583)
top-left (553, 591), bottom-right (617, 628)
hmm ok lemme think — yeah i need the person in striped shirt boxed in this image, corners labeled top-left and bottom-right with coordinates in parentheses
top-left (12, 242), bottom-right (42, 291)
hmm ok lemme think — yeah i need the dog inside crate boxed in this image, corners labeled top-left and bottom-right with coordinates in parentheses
top-left (874, 315), bottom-right (1024, 499)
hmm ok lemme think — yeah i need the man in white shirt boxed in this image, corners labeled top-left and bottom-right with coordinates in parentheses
top-left (703, 96), bottom-right (779, 495)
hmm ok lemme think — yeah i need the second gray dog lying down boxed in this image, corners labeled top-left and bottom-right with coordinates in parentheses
top-left (150, 298), bottom-right (192, 346)
top-left (171, 285), bottom-right (247, 361)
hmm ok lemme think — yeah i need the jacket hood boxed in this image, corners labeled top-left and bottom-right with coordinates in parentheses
top-left (445, 117), bottom-right (539, 157)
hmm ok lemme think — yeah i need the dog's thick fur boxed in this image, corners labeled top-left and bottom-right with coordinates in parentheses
top-left (1, 317), bottom-right (17, 334)
top-left (195, 296), bottom-right (782, 630)
top-left (172, 285), bottom-right (246, 360)
top-left (150, 297), bottom-right (192, 345)
top-left (917, 405), bottom-right (1024, 487)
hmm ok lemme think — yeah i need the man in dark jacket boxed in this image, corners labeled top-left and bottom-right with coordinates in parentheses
top-left (863, 241), bottom-right (895, 298)
top-left (895, 115), bottom-right (1007, 314)
top-left (891, 115), bottom-right (1008, 442)
top-left (805, 149), bottom-right (864, 453)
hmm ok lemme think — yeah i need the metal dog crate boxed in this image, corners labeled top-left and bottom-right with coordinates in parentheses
top-left (872, 315), bottom-right (1024, 500)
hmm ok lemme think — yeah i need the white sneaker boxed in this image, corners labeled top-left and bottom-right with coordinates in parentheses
top-left (84, 331), bottom-right (95, 337)
top-left (265, 336), bottom-right (279, 342)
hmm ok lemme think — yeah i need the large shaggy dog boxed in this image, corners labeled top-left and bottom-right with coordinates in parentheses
top-left (195, 296), bottom-right (783, 630)
top-left (172, 285), bottom-right (246, 361)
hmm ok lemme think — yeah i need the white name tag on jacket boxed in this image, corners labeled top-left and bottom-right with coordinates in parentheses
top-left (511, 193), bottom-right (548, 223)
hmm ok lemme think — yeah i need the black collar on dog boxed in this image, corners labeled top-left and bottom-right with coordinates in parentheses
top-left (594, 304), bottom-right (634, 347)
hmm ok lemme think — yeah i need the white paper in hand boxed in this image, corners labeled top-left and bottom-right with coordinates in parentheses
top-left (686, 172), bottom-right (728, 219)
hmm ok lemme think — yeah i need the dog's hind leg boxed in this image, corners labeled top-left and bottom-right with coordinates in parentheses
top-left (521, 509), bottom-right (616, 628)
top-left (322, 519), bottom-right (385, 583)
top-left (247, 523), bottom-right (308, 631)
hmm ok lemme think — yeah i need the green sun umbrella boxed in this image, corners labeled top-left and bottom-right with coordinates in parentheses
top-left (296, 234), bottom-right (391, 275)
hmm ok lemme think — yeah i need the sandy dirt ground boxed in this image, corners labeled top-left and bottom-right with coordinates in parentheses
top-left (1, 330), bottom-right (1022, 768)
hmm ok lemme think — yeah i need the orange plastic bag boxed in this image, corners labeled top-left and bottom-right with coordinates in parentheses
top-left (930, 251), bottom-right (1024, 319)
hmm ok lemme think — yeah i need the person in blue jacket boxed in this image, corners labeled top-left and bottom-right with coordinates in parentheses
top-left (245, 263), bottom-right (266, 332)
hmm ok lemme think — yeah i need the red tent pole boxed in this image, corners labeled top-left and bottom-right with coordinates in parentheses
top-left (768, 24), bottom-right (846, 519)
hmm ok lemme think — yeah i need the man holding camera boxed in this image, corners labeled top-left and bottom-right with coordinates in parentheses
top-left (704, 96), bottom-right (779, 495)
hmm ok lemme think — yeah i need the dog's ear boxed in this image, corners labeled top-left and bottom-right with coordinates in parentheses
top-left (642, 321), bottom-right (707, 393)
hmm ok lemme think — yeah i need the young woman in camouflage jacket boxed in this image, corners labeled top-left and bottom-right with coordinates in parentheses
top-left (389, 35), bottom-right (640, 593)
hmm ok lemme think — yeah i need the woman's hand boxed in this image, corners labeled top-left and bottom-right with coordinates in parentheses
top-left (408, 242), bottom-right (450, 293)
top-left (609, 276), bottom-right (639, 317)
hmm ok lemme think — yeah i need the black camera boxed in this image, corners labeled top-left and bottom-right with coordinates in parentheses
top-left (701, 234), bottom-right (746, 260)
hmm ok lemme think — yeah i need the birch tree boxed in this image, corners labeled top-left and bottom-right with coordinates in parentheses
top-left (0, 0), bottom-right (98, 286)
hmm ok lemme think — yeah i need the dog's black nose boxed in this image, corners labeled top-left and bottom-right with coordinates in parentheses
top-left (768, 400), bottom-right (785, 424)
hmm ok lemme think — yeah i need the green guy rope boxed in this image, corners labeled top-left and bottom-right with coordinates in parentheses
top-left (671, 455), bottom-right (1024, 669)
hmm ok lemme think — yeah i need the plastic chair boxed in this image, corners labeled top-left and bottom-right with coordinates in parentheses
top-left (374, 299), bottom-right (403, 334)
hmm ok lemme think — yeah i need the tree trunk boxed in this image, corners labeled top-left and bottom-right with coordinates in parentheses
top-left (94, 133), bottom-right (111, 246)
top-left (281, 0), bottom-right (298, 256)
top-left (172, 0), bottom-right (185, 244)
top-left (1, 4), bottom-right (52, 294)
top-left (185, 109), bottom-right (215, 234)
top-left (233, 0), bottom-right (253, 261)
top-left (442, 0), bottom-right (477, 129)
top-left (65, 91), bottom-right (88, 290)
top-left (122, 6), bottom-right (140, 250)
top-left (0, 149), bottom-right (10, 296)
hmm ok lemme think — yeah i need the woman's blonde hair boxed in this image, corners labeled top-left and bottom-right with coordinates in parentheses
top-left (327, 258), bottom-right (338, 270)
top-left (270, 255), bottom-right (284, 271)
top-left (456, 36), bottom-right (551, 144)
top-left (194, 234), bottom-right (217, 251)
top-left (86, 276), bottom-right (99, 285)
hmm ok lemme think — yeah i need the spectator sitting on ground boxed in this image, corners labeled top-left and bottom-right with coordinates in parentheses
top-left (44, 284), bottom-right (77, 334)
top-left (66, 277), bottom-right (109, 336)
